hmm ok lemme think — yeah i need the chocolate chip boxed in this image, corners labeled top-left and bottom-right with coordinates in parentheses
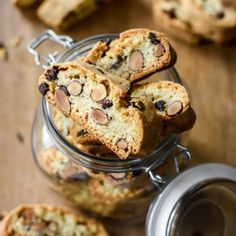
top-left (105, 39), bottom-right (112, 47)
top-left (116, 138), bottom-right (128, 151)
top-left (77, 129), bottom-right (88, 136)
top-left (39, 82), bottom-right (49, 95)
top-left (216, 11), bottom-right (225, 19)
top-left (148, 32), bottom-right (160, 45)
top-left (45, 66), bottom-right (59, 81)
top-left (110, 55), bottom-right (123, 69)
top-left (162, 9), bottom-right (176, 19)
top-left (59, 85), bottom-right (70, 96)
top-left (154, 100), bottom-right (166, 111)
top-left (91, 108), bottom-right (109, 125)
top-left (100, 99), bottom-right (113, 109)
top-left (129, 100), bottom-right (145, 111)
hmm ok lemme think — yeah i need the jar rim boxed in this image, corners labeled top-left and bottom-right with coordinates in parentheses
top-left (41, 33), bottom-right (182, 172)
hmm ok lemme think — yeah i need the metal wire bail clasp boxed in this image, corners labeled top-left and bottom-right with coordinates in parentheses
top-left (147, 138), bottom-right (192, 190)
top-left (27, 30), bottom-right (75, 69)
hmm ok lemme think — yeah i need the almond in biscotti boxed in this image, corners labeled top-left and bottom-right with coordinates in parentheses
top-left (84, 28), bottom-right (176, 82)
top-left (131, 81), bottom-right (196, 134)
top-left (91, 84), bottom-right (107, 102)
top-left (38, 60), bottom-right (145, 159)
top-left (67, 81), bottom-right (83, 96)
top-left (55, 88), bottom-right (71, 113)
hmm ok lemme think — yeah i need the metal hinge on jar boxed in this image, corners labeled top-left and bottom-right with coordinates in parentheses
top-left (146, 139), bottom-right (191, 190)
top-left (27, 30), bottom-right (75, 69)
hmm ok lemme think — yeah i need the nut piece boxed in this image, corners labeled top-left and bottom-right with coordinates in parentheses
top-left (154, 44), bottom-right (165, 57)
top-left (91, 84), bottom-right (107, 102)
top-left (166, 101), bottom-right (183, 116)
top-left (48, 222), bottom-right (58, 233)
top-left (110, 172), bottom-right (127, 180)
top-left (55, 89), bottom-right (70, 113)
top-left (116, 138), bottom-right (128, 150)
top-left (62, 164), bottom-right (79, 179)
top-left (67, 81), bottom-right (82, 96)
top-left (91, 108), bottom-right (109, 125)
top-left (129, 50), bottom-right (144, 71)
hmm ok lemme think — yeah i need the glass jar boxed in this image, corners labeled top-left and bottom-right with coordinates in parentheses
top-left (29, 30), bottom-right (190, 222)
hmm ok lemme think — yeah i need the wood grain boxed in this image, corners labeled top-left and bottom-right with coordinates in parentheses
top-left (0, 0), bottom-right (236, 235)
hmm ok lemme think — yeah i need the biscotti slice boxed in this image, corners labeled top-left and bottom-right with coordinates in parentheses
top-left (154, 0), bottom-right (236, 44)
top-left (37, 0), bottom-right (110, 29)
top-left (0, 204), bottom-right (108, 236)
top-left (84, 28), bottom-right (177, 82)
top-left (188, 0), bottom-right (236, 42)
top-left (38, 60), bottom-right (146, 159)
top-left (153, 0), bottom-right (204, 44)
top-left (131, 81), bottom-right (196, 134)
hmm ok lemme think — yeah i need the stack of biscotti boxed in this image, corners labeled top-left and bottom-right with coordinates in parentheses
top-left (0, 204), bottom-right (108, 236)
top-left (11, 0), bottom-right (112, 29)
top-left (153, 0), bottom-right (236, 44)
top-left (38, 29), bottom-right (196, 159)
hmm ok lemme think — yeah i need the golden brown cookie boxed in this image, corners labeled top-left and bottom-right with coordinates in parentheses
top-left (38, 60), bottom-right (147, 159)
top-left (84, 28), bottom-right (177, 82)
top-left (0, 204), bottom-right (108, 236)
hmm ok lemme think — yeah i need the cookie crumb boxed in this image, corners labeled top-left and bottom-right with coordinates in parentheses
top-left (0, 43), bottom-right (8, 61)
top-left (17, 132), bottom-right (24, 143)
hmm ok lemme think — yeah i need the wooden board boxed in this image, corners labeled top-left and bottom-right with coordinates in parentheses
top-left (0, 0), bottom-right (236, 235)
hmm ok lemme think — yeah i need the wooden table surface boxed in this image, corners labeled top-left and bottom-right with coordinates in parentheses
top-left (0, 0), bottom-right (236, 235)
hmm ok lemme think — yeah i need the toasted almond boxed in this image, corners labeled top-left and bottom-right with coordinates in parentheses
top-left (116, 138), bottom-right (128, 150)
top-left (91, 108), bottom-right (109, 125)
top-left (129, 50), bottom-right (144, 71)
top-left (67, 81), bottom-right (82, 96)
top-left (110, 172), bottom-right (127, 180)
top-left (166, 101), bottom-right (183, 116)
top-left (48, 222), bottom-right (58, 232)
top-left (91, 84), bottom-right (107, 102)
top-left (55, 89), bottom-right (70, 113)
top-left (62, 164), bottom-right (78, 179)
top-left (154, 44), bottom-right (165, 57)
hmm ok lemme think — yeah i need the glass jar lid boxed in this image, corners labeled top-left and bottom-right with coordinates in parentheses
top-left (146, 163), bottom-right (236, 236)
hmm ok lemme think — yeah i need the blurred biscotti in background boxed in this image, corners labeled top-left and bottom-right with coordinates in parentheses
top-left (0, 204), bottom-right (108, 236)
top-left (11, 0), bottom-right (112, 29)
top-left (153, 0), bottom-right (236, 44)
top-left (11, 0), bottom-right (43, 9)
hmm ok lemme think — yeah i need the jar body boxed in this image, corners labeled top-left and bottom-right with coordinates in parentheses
top-left (30, 33), bottom-right (187, 221)
top-left (32, 100), bottom-right (182, 221)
